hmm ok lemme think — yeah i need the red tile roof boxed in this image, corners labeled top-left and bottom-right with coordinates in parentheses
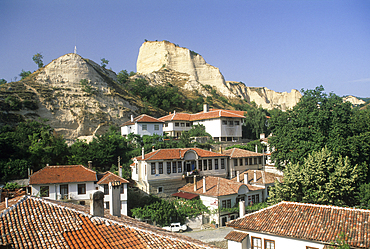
top-left (0, 195), bottom-right (217, 248)
top-left (122, 114), bottom-right (164, 126)
top-left (178, 176), bottom-right (247, 197)
top-left (134, 148), bottom-right (227, 161)
top-left (29, 165), bottom-right (97, 185)
top-left (223, 148), bottom-right (263, 158)
top-left (159, 109), bottom-right (246, 122)
top-left (172, 192), bottom-right (199, 200)
top-left (224, 230), bottom-right (248, 242)
top-left (97, 171), bottom-right (129, 185)
top-left (227, 201), bottom-right (370, 248)
top-left (231, 170), bottom-right (282, 185)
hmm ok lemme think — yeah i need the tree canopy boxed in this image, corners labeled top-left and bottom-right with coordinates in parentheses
top-left (32, 53), bottom-right (44, 68)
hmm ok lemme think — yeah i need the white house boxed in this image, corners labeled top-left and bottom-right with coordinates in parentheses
top-left (121, 114), bottom-right (164, 137)
top-left (131, 148), bottom-right (229, 197)
top-left (177, 176), bottom-right (265, 227)
top-left (226, 201), bottom-right (370, 249)
top-left (159, 104), bottom-right (246, 141)
top-left (223, 148), bottom-right (265, 178)
top-left (29, 164), bottom-right (129, 216)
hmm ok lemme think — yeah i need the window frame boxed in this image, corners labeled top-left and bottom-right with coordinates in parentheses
top-left (151, 163), bottom-right (156, 175)
top-left (78, 183), bottom-right (86, 195)
top-left (154, 124), bottom-right (159, 130)
top-left (264, 239), bottom-right (275, 249)
top-left (208, 159), bottom-right (212, 170)
top-left (103, 184), bottom-right (109, 195)
top-left (214, 159), bottom-right (219, 170)
top-left (177, 161), bottom-right (182, 173)
top-left (40, 186), bottom-right (49, 197)
top-left (203, 159), bottom-right (207, 170)
top-left (142, 124), bottom-right (147, 130)
top-left (158, 162), bottom-right (163, 174)
top-left (251, 236), bottom-right (262, 249)
top-left (172, 161), bottom-right (177, 173)
top-left (221, 158), bottom-right (225, 169)
top-left (167, 162), bottom-right (171, 174)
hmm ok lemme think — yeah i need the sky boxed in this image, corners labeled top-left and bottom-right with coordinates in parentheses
top-left (1, 0), bottom-right (370, 98)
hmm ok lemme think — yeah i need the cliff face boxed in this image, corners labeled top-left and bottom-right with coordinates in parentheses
top-left (343, 95), bottom-right (365, 106)
top-left (137, 41), bottom-right (302, 110)
top-left (1, 53), bottom-right (141, 143)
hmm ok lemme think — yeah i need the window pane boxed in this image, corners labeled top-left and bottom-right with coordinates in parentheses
top-left (167, 162), bottom-right (171, 174)
top-left (78, 184), bottom-right (86, 195)
top-left (208, 159), bottom-right (212, 170)
top-left (172, 162), bottom-right (177, 173)
top-left (178, 161), bottom-right (182, 173)
top-left (151, 163), bottom-right (156, 175)
top-left (40, 186), bottom-right (49, 197)
top-left (215, 159), bottom-right (219, 170)
top-left (159, 162), bottom-right (163, 174)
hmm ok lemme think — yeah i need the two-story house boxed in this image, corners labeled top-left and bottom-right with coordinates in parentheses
top-left (159, 104), bottom-right (246, 141)
top-left (131, 148), bottom-right (229, 197)
top-left (177, 176), bottom-right (265, 227)
top-left (223, 148), bottom-right (265, 178)
top-left (121, 114), bottom-right (164, 137)
top-left (29, 164), bottom-right (129, 215)
top-left (226, 201), bottom-right (370, 249)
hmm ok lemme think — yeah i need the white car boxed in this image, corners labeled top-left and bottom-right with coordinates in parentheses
top-left (162, 223), bottom-right (187, 233)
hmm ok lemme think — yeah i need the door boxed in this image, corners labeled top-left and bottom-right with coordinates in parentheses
top-left (221, 217), bottom-right (227, 227)
top-left (60, 184), bottom-right (68, 199)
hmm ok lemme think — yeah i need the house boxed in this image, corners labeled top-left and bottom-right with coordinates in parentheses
top-left (225, 201), bottom-right (370, 249)
top-left (159, 104), bottom-right (246, 141)
top-left (121, 114), bottom-right (164, 137)
top-left (0, 194), bottom-right (216, 248)
top-left (259, 133), bottom-right (284, 176)
top-left (223, 148), bottom-right (265, 178)
top-left (177, 176), bottom-right (265, 227)
top-left (231, 170), bottom-right (283, 203)
top-left (131, 148), bottom-right (229, 197)
top-left (29, 164), bottom-right (129, 216)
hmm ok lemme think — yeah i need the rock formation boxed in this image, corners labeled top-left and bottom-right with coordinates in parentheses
top-left (343, 95), bottom-right (365, 106)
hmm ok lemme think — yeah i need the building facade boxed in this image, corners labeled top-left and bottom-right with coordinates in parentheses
top-left (121, 114), bottom-right (164, 137)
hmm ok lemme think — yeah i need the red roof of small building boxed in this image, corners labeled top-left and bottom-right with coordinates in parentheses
top-left (224, 231), bottom-right (249, 242)
top-left (159, 109), bottom-right (246, 122)
top-left (0, 196), bottom-right (217, 248)
top-left (159, 112), bottom-right (192, 122)
top-left (121, 114), bottom-right (164, 126)
top-left (97, 171), bottom-right (129, 185)
top-left (29, 165), bottom-right (97, 185)
top-left (231, 170), bottom-right (282, 185)
top-left (134, 148), bottom-right (227, 161)
top-left (227, 201), bottom-right (370, 248)
top-left (223, 148), bottom-right (263, 158)
top-left (172, 192), bottom-right (199, 200)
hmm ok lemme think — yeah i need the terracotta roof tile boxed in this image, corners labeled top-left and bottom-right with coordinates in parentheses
top-left (0, 196), bottom-right (217, 248)
top-left (159, 113), bottom-right (192, 122)
top-left (122, 114), bottom-right (164, 126)
top-left (223, 148), bottom-right (263, 158)
top-left (159, 109), bottom-right (246, 122)
top-left (178, 176), bottom-right (246, 197)
top-left (134, 148), bottom-right (227, 161)
top-left (231, 170), bottom-right (282, 185)
top-left (97, 171), bottom-right (129, 185)
top-left (227, 201), bottom-right (370, 248)
top-left (29, 165), bottom-right (97, 185)
top-left (224, 230), bottom-right (248, 242)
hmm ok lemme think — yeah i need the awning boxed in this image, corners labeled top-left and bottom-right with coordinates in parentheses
top-left (172, 192), bottom-right (199, 200)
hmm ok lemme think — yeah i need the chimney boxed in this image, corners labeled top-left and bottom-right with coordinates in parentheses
top-left (88, 161), bottom-right (92, 169)
top-left (5, 198), bottom-right (8, 208)
top-left (152, 146), bottom-right (155, 152)
top-left (109, 181), bottom-right (121, 217)
top-left (203, 176), bottom-right (206, 193)
top-left (194, 175), bottom-right (197, 192)
top-left (90, 191), bottom-right (104, 217)
top-left (254, 170), bottom-right (257, 182)
top-left (239, 201), bottom-right (245, 217)
top-left (46, 164), bottom-right (49, 167)
top-left (255, 144), bottom-right (258, 153)
top-left (142, 147), bottom-right (145, 160)
top-left (261, 171), bottom-right (266, 185)
top-left (244, 173), bottom-right (248, 184)
top-left (260, 133), bottom-right (265, 139)
top-left (203, 104), bottom-right (208, 113)
top-left (118, 166), bottom-right (122, 178)
top-left (174, 110), bottom-right (176, 114)
top-left (237, 171), bottom-right (240, 182)
top-left (130, 115), bottom-right (134, 122)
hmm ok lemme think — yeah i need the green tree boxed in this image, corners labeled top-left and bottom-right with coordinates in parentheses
top-left (117, 70), bottom-right (129, 84)
top-left (32, 53), bottom-right (44, 68)
top-left (268, 147), bottom-right (366, 206)
top-left (243, 105), bottom-right (270, 140)
top-left (19, 69), bottom-right (31, 79)
top-left (0, 78), bottom-right (7, 85)
top-left (226, 139), bottom-right (267, 153)
top-left (100, 58), bottom-right (109, 68)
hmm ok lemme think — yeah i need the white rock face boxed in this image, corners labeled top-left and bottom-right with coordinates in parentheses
top-left (343, 95), bottom-right (365, 106)
top-left (137, 41), bottom-right (236, 98)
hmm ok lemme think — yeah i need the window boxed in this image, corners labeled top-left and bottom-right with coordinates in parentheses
top-left (40, 186), bottom-right (49, 197)
top-left (214, 159), bottom-right (219, 170)
top-left (234, 159), bottom-right (238, 166)
top-left (104, 184), bottom-right (109, 195)
top-left (158, 187), bottom-right (163, 193)
top-left (151, 163), bottom-right (156, 175)
top-left (203, 160), bottom-right (207, 170)
top-left (159, 162), bottom-right (163, 174)
top-left (154, 124), bottom-right (159, 130)
top-left (164, 123), bottom-right (168, 127)
top-left (198, 160), bottom-right (202, 171)
top-left (251, 237), bottom-right (262, 249)
top-left (120, 184), bottom-right (124, 194)
top-left (172, 161), bottom-right (177, 173)
top-left (178, 161), bottom-right (182, 173)
top-left (167, 162), bottom-right (171, 174)
top-left (222, 120), bottom-right (227, 125)
top-left (186, 123), bottom-right (190, 127)
top-left (235, 121), bottom-right (240, 125)
top-left (221, 159), bottom-right (225, 169)
top-left (264, 239), bottom-right (275, 249)
top-left (222, 200), bottom-right (226, 209)
top-left (259, 157), bottom-right (262, 164)
top-left (208, 159), bottom-right (212, 170)
top-left (245, 158), bottom-right (249, 165)
top-left (78, 184), bottom-right (86, 195)
top-left (181, 123), bottom-right (185, 127)
top-left (249, 158), bottom-right (253, 165)
top-left (240, 158), bottom-right (243, 166)
top-left (60, 184), bottom-right (68, 199)
top-left (142, 124), bottom-right (147, 130)
top-left (175, 122), bottom-right (179, 127)
top-left (228, 121), bottom-right (233, 126)
top-left (226, 199), bottom-right (231, 208)
top-left (105, 202), bottom-right (109, 209)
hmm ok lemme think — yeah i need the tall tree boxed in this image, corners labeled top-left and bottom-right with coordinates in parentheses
top-left (19, 69), bottom-right (31, 79)
top-left (268, 147), bottom-right (366, 207)
top-left (100, 58), bottom-right (109, 68)
top-left (32, 53), bottom-right (44, 68)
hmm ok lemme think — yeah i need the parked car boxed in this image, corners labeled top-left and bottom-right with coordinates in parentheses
top-left (162, 223), bottom-right (187, 233)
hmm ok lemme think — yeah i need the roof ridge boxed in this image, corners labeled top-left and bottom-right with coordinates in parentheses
top-left (281, 201), bottom-right (370, 212)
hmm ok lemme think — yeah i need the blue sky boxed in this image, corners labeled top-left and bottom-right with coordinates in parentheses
top-left (1, 0), bottom-right (369, 98)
